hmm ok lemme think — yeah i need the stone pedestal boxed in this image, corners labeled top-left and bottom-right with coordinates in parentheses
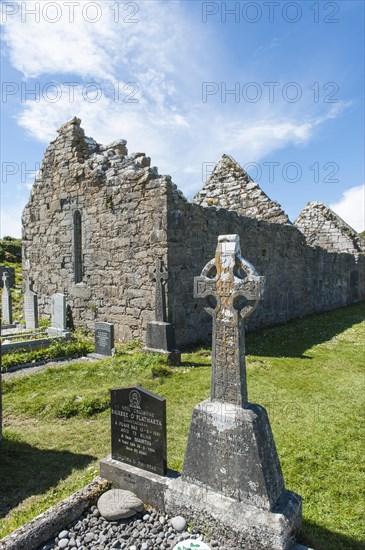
top-left (144, 321), bottom-right (181, 366)
top-left (182, 400), bottom-right (284, 511)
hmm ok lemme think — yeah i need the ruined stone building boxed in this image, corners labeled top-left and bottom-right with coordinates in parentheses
top-left (22, 118), bottom-right (365, 345)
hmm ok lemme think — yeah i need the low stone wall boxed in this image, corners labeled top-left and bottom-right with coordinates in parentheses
top-left (0, 477), bottom-right (110, 550)
top-left (1, 336), bottom-right (69, 355)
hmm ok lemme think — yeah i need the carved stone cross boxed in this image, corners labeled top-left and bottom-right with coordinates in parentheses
top-left (2, 272), bottom-right (9, 290)
top-left (26, 277), bottom-right (34, 293)
top-left (194, 234), bottom-right (265, 406)
top-left (150, 258), bottom-right (168, 322)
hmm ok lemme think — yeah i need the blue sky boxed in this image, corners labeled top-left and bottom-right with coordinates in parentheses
top-left (1, 0), bottom-right (364, 237)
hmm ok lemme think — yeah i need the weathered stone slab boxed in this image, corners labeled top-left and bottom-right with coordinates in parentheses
top-left (97, 489), bottom-right (144, 520)
top-left (100, 457), bottom-right (172, 513)
top-left (111, 386), bottom-right (167, 476)
top-left (24, 280), bottom-right (38, 330)
top-left (47, 293), bottom-right (70, 338)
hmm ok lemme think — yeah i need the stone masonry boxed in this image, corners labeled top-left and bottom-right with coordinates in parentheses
top-left (22, 118), bottom-right (365, 345)
top-left (295, 201), bottom-right (365, 254)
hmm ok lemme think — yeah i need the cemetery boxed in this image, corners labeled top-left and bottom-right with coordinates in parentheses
top-left (1, 226), bottom-right (364, 549)
top-left (0, 121), bottom-right (364, 550)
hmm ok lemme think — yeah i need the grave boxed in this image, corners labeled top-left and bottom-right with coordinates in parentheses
top-left (101, 234), bottom-right (302, 549)
top-left (144, 258), bottom-right (181, 365)
top-left (1, 272), bottom-right (13, 326)
top-left (90, 322), bottom-right (115, 358)
top-left (47, 293), bottom-right (70, 338)
top-left (24, 279), bottom-right (38, 330)
top-left (110, 386), bottom-right (166, 476)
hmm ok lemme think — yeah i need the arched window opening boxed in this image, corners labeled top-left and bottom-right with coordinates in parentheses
top-left (73, 210), bottom-right (83, 283)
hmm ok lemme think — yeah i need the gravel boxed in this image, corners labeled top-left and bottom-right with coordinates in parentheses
top-left (37, 506), bottom-right (221, 550)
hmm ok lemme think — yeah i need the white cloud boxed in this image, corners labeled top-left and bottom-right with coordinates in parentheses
top-left (16, 89), bottom-right (334, 198)
top-left (330, 185), bottom-right (365, 233)
top-left (1, 0), bottom-right (353, 231)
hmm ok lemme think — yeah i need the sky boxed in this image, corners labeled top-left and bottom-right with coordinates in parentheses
top-left (1, 0), bottom-right (364, 237)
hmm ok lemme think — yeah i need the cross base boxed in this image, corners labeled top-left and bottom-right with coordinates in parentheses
top-left (145, 321), bottom-right (178, 353)
top-left (99, 457), bottom-right (302, 550)
top-left (182, 400), bottom-right (285, 511)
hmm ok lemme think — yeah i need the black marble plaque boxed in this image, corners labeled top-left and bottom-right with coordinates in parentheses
top-left (95, 322), bottom-right (115, 356)
top-left (111, 386), bottom-right (167, 476)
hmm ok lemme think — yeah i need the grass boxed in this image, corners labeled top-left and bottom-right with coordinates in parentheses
top-left (1, 302), bottom-right (364, 550)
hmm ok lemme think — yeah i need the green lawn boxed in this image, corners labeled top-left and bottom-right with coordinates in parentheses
top-left (1, 303), bottom-right (364, 550)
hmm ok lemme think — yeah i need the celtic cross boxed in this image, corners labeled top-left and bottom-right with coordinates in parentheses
top-left (194, 234), bottom-right (265, 406)
top-left (150, 258), bottom-right (168, 322)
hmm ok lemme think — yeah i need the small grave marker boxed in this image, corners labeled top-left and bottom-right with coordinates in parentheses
top-left (1, 272), bottom-right (13, 325)
top-left (94, 322), bottom-right (115, 357)
top-left (110, 386), bottom-right (167, 476)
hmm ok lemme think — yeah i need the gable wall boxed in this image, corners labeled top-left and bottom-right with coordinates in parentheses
top-left (22, 121), bottom-right (170, 341)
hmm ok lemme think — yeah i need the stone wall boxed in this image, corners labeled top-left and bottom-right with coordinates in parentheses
top-left (295, 201), bottom-right (365, 254)
top-left (22, 119), bottom-right (365, 346)
top-left (167, 189), bottom-right (365, 345)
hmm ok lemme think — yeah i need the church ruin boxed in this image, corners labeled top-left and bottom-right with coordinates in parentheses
top-left (22, 118), bottom-right (365, 344)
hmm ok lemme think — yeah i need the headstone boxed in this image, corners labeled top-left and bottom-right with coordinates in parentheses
top-left (1, 272), bottom-right (13, 325)
top-left (24, 279), bottom-right (38, 330)
top-left (47, 293), bottom-right (70, 338)
top-left (94, 322), bottom-right (115, 357)
top-left (110, 386), bottom-right (167, 476)
top-left (145, 257), bottom-right (181, 365)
